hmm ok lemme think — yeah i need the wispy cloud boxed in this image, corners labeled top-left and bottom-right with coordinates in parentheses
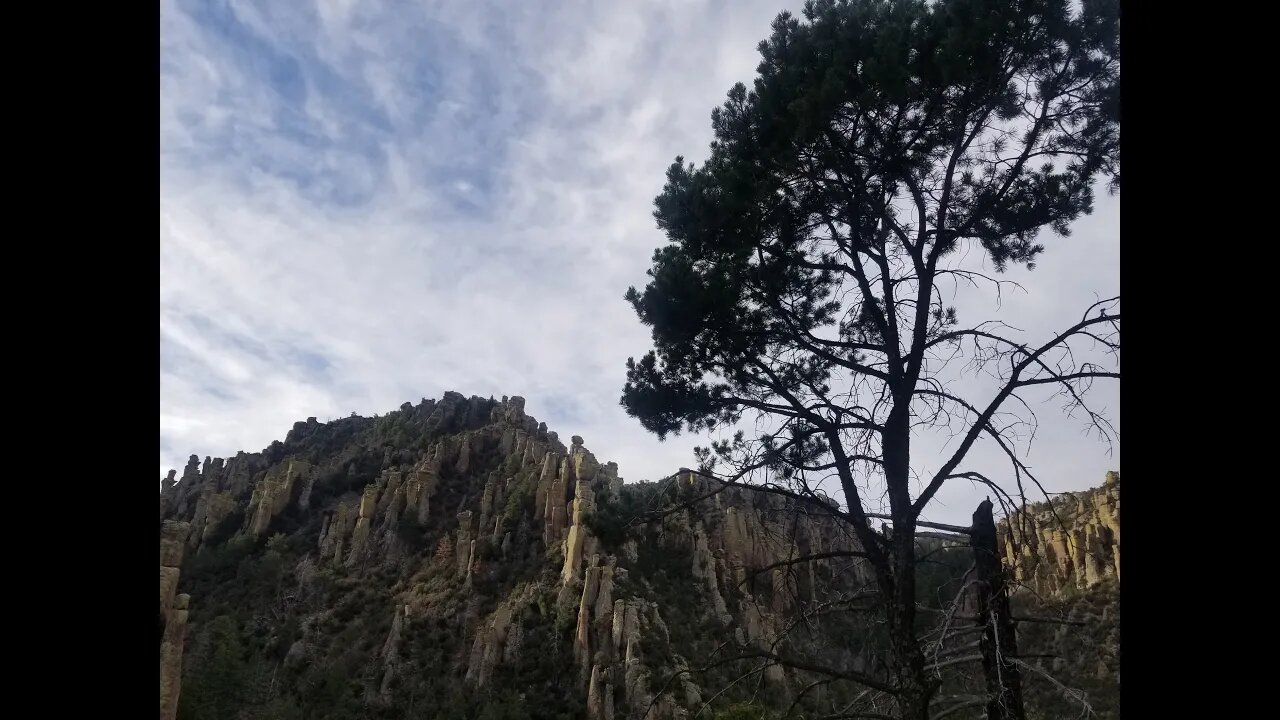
top-left (160, 0), bottom-right (1119, 524)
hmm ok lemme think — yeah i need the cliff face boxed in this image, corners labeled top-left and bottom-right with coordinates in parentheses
top-left (998, 471), bottom-right (1121, 597)
top-left (159, 393), bottom-right (1118, 720)
top-left (990, 473), bottom-right (1121, 720)
top-left (160, 519), bottom-right (192, 720)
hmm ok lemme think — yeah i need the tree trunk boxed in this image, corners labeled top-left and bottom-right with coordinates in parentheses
top-left (970, 500), bottom-right (1027, 720)
top-left (884, 418), bottom-right (937, 720)
top-left (895, 677), bottom-right (934, 720)
top-left (889, 541), bottom-right (936, 720)
top-left (885, 581), bottom-right (935, 719)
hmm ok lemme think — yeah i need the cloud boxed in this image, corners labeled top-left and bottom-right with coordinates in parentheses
top-left (160, 0), bottom-right (1119, 525)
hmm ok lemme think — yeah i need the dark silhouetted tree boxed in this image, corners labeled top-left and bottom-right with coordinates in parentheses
top-left (622, 1), bottom-right (1119, 718)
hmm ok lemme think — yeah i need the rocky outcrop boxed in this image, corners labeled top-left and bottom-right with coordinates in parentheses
top-left (318, 500), bottom-right (357, 565)
top-left (478, 473), bottom-right (498, 538)
top-left (998, 471), bottom-right (1121, 596)
top-left (247, 459), bottom-right (311, 537)
top-left (543, 462), bottom-right (570, 545)
top-left (587, 663), bottom-right (612, 720)
top-left (345, 483), bottom-right (381, 567)
top-left (159, 395), bottom-right (875, 719)
top-left (534, 451), bottom-right (559, 520)
top-left (539, 470), bottom-right (871, 716)
top-left (378, 604), bottom-right (409, 702)
top-left (406, 455), bottom-right (441, 522)
top-left (159, 520), bottom-right (191, 720)
top-left (456, 435), bottom-right (472, 475)
top-left (160, 520), bottom-right (188, 617)
top-left (465, 600), bottom-right (514, 686)
top-left (188, 490), bottom-right (236, 551)
top-left (464, 586), bottom-right (537, 687)
top-left (163, 394), bottom-right (1116, 720)
top-left (561, 479), bottom-right (598, 586)
top-left (456, 510), bottom-right (476, 580)
top-left (160, 593), bottom-right (190, 720)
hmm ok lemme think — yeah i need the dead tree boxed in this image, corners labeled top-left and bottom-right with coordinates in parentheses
top-left (970, 500), bottom-right (1025, 720)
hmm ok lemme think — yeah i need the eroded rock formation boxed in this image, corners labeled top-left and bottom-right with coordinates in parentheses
top-left (159, 519), bottom-right (191, 720)
top-left (998, 471), bottom-right (1121, 596)
top-left (159, 393), bottom-right (1119, 720)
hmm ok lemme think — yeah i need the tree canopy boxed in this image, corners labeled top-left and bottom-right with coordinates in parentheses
top-left (622, 0), bottom-right (1119, 717)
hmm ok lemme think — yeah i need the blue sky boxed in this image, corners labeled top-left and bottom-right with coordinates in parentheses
top-left (160, 0), bottom-right (1119, 524)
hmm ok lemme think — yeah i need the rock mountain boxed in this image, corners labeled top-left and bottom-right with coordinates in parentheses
top-left (159, 393), bottom-right (1120, 720)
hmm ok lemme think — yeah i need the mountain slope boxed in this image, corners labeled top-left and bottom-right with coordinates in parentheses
top-left (159, 393), bottom-right (1119, 719)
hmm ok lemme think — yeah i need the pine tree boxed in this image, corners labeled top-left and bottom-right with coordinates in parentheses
top-left (622, 1), bottom-right (1119, 717)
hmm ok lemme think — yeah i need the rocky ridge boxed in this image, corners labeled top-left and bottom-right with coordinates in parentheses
top-left (160, 518), bottom-right (192, 720)
top-left (997, 471), bottom-right (1121, 597)
top-left (159, 393), bottom-right (1118, 720)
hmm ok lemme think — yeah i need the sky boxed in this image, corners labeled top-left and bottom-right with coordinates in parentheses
top-left (160, 0), bottom-right (1119, 526)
